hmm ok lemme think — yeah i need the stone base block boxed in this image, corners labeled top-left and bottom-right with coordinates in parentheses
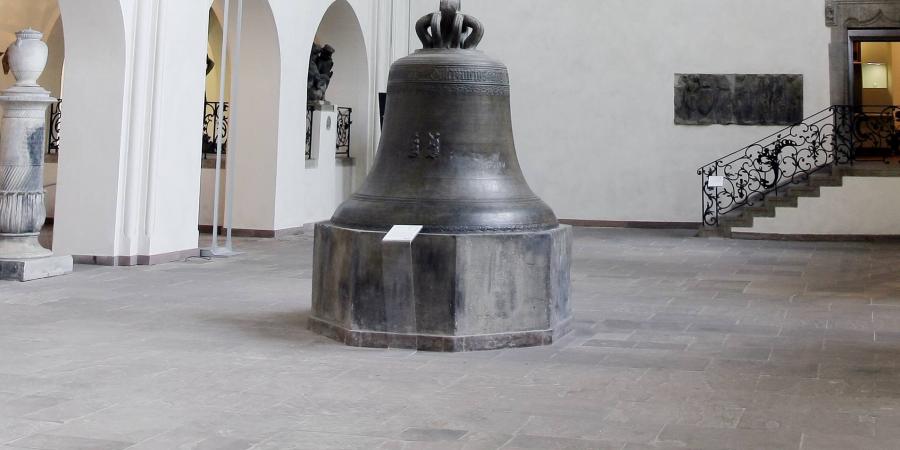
top-left (310, 223), bottom-right (572, 352)
top-left (0, 255), bottom-right (73, 281)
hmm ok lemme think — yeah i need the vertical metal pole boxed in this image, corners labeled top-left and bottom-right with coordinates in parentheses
top-left (210, 0), bottom-right (231, 252)
top-left (223, 0), bottom-right (244, 251)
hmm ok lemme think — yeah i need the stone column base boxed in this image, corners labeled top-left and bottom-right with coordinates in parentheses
top-left (0, 255), bottom-right (73, 281)
top-left (310, 223), bottom-right (573, 352)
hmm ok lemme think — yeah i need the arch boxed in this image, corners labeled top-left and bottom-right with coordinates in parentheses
top-left (313, 0), bottom-right (372, 200)
top-left (52, 0), bottom-right (128, 257)
top-left (218, 0), bottom-right (284, 232)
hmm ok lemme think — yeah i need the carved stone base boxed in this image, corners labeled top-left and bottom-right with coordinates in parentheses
top-left (0, 254), bottom-right (72, 281)
top-left (309, 316), bottom-right (571, 352)
top-left (0, 234), bottom-right (51, 259)
top-left (310, 222), bottom-right (573, 352)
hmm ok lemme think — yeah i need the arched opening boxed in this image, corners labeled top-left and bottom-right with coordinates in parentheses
top-left (199, 0), bottom-right (281, 237)
top-left (199, 6), bottom-right (231, 233)
top-left (203, 0), bottom-right (281, 235)
top-left (313, 0), bottom-right (371, 203)
top-left (0, 0), bottom-right (64, 248)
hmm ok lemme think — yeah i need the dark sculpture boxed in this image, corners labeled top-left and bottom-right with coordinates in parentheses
top-left (308, 43), bottom-right (335, 103)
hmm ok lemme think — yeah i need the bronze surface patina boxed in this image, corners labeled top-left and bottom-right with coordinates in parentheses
top-left (330, 0), bottom-right (558, 234)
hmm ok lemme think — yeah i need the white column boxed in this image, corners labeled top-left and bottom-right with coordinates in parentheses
top-left (53, 0), bottom-right (208, 265)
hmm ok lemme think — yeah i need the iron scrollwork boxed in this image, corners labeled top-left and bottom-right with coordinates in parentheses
top-left (47, 98), bottom-right (61, 155)
top-left (336, 107), bottom-right (352, 158)
top-left (699, 104), bottom-right (900, 226)
top-left (203, 101), bottom-right (229, 159)
top-left (698, 107), bottom-right (838, 227)
top-left (305, 105), bottom-right (314, 160)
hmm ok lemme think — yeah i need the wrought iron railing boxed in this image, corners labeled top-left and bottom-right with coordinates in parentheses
top-left (835, 105), bottom-right (900, 164)
top-left (698, 105), bottom-right (900, 227)
top-left (336, 107), bottom-right (352, 158)
top-left (203, 101), bottom-right (229, 159)
top-left (47, 98), bottom-right (62, 154)
top-left (305, 105), bottom-right (353, 160)
top-left (699, 107), bottom-right (838, 227)
top-left (306, 105), bottom-right (313, 160)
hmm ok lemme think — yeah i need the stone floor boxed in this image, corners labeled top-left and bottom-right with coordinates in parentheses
top-left (3, 228), bottom-right (900, 449)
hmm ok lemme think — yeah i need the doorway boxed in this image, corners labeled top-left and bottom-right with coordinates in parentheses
top-left (847, 30), bottom-right (900, 160)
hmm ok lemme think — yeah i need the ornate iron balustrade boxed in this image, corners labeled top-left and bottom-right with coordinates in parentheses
top-left (47, 98), bottom-right (61, 154)
top-left (306, 105), bottom-right (313, 160)
top-left (699, 105), bottom-right (900, 227)
top-left (336, 107), bottom-right (352, 158)
top-left (305, 106), bottom-right (353, 160)
top-left (834, 105), bottom-right (900, 164)
top-left (698, 107), bottom-right (839, 227)
top-left (203, 101), bottom-right (229, 159)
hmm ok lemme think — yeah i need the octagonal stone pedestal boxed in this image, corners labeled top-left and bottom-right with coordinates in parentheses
top-left (309, 223), bottom-right (572, 352)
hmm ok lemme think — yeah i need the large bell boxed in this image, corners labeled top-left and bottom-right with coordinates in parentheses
top-left (311, 0), bottom-right (572, 352)
top-left (331, 0), bottom-right (557, 233)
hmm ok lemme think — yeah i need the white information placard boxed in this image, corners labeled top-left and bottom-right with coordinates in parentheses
top-left (707, 176), bottom-right (725, 188)
top-left (383, 225), bottom-right (424, 243)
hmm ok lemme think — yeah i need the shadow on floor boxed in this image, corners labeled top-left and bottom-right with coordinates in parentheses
top-left (204, 309), bottom-right (318, 343)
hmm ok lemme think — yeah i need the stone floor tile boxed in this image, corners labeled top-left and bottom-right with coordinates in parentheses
top-left (8, 434), bottom-right (133, 450)
top-left (501, 434), bottom-right (622, 450)
top-left (800, 432), bottom-right (899, 450)
top-left (656, 424), bottom-right (801, 450)
top-left (399, 428), bottom-right (468, 442)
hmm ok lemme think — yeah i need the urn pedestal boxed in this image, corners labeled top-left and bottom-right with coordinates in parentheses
top-left (0, 29), bottom-right (72, 281)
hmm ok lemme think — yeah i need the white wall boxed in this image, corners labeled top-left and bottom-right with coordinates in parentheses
top-left (37, 17), bottom-right (64, 98)
top-left (401, 0), bottom-right (832, 223)
top-left (44, 161), bottom-right (57, 218)
top-left (199, 166), bottom-right (225, 227)
top-left (733, 177), bottom-right (900, 236)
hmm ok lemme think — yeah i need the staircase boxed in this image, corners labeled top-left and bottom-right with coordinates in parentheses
top-left (699, 105), bottom-right (900, 237)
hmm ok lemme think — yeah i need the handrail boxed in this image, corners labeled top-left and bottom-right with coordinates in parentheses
top-left (698, 106), bottom-right (840, 227)
top-left (697, 106), bottom-right (834, 170)
top-left (698, 104), bottom-right (900, 227)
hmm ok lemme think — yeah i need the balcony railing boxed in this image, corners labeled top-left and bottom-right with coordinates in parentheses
top-left (47, 98), bottom-right (62, 155)
top-left (306, 105), bottom-right (313, 160)
top-left (203, 101), bottom-right (229, 159)
top-left (336, 107), bottom-right (352, 158)
top-left (305, 105), bottom-right (353, 160)
top-left (40, 100), bottom-right (354, 164)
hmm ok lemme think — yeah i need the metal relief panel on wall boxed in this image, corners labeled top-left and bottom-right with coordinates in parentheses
top-left (675, 74), bottom-right (803, 126)
top-left (674, 74), bottom-right (734, 126)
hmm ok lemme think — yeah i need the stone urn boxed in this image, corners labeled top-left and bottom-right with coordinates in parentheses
top-left (0, 28), bottom-right (72, 281)
top-left (5, 29), bottom-right (48, 87)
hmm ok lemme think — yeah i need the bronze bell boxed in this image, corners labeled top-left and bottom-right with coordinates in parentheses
top-left (331, 0), bottom-right (558, 233)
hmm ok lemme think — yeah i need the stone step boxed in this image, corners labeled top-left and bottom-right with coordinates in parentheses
top-left (706, 161), bottom-right (900, 236)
